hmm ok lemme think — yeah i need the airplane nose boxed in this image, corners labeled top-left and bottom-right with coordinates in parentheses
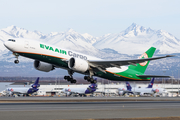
top-left (4, 41), bottom-right (14, 50)
top-left (3, 41), bottom-right (8, 48)
top-left (4, 41), bottom-right (11, 49)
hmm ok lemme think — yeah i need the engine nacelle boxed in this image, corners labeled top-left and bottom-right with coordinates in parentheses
top-left (34, 60), bottom-right (54, 72)
top-left (68, 57), bottom-right (89, 72)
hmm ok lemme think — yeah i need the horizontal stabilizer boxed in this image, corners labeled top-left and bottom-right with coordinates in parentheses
top-left (136, 75), bottom-right (172, 78)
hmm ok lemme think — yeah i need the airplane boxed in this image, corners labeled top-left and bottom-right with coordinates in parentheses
top-left (4, 38), bottom-right (173, 84)
top-left (118, 78), bottom-right (155, 96)
top-left (6, 77), bottom-right (40, 96)
top-left (61, 83), bottom-right (97, 97)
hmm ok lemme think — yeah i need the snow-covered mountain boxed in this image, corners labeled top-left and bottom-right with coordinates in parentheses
top-left (1, 23), bottom-right (180, 58)
top-left (44, 28), bottom-right (100, 56)
top-left (94, 23), bottom-right (180, 54)
top-left (82, 33), bottom-right (98, 44)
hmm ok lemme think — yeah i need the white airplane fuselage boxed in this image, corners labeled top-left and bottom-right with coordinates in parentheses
top-left (6, 87), bottom-right (30, 95)
top-left (131, 87), bottom-right (154, 95)
top-left (62, 87), bottom-right (87, 94)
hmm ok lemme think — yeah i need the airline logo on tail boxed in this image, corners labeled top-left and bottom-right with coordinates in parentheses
top-left (138, 53), bottom-right (148, 66)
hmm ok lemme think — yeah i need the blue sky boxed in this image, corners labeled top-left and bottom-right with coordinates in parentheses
top-left (0, 0), bottom-right (180, 38)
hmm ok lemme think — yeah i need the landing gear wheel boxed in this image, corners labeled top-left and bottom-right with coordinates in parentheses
top-left (90, 78), bottom-right (94, 83)
top-left (84, 76), bottom-right (88, 80)
top-left (93, 80), bottom-right (97, 84)
top-left (64, 75), bottom-right (76, 84)
top-left (64, 76), bottom-right (70, 80)
top-left (13, 52), bottom-right (19, 64)
top-left (14, 60), bottom-right (19, 64)
top-left (71, 79), bottom-right (76, 83)
top-left (84, 76), bottom-right (91, 82)
top-left (91, 81), bottom-right (94, 83)
top-left (64, 70), bottom-right (77, 84)
top-left (67, 77), bottom-right (72, 82)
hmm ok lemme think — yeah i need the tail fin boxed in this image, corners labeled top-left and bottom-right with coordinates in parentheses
top-left (129, 47), bottom-right (156, 73)
top-left (147, 78), bottom-right (155, 88)
top-left (31, 77), bottom-right (40, 88)
top-left (126, 81), bottom-right (132, 91)
top-left (86, 83), bottom-right (97, 94)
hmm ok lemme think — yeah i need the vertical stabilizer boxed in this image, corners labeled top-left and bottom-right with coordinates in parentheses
top-left (126, 81), bottom-right (132, 91)
top-left (31, 77), bottom-right (40, 88)
top-left (34, 77), bottom-right (39, 85)
top-left (129, 47), bottom-right (156, 73)
top-left (147, 78), bottom-right (155, 88)
top-left (85, 82), bottom-right (98, 94)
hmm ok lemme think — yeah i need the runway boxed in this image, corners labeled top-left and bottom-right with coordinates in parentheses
top-left (0, 99), bottom-right (180, 120)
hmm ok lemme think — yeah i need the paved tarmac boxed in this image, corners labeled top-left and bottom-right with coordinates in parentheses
top-left (0, 97), bottom-right (180, 120)
top-left (1, 96), bottom-right (180, 102)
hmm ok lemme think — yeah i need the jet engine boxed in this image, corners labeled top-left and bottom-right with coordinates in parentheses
top-left (34, 60), bottom-right (54, 72)
top-left (68, 57), bottom-right (89, 72)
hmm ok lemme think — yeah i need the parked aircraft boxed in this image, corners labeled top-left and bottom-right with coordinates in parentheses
top-left (6, 77), bottom-right (40, 96)
top-left (4, 38), bottom-right (173, 83)
top-left (61, 83), bottom-right (97, 97)
top-left (118, 78), bottom-right (155, 96)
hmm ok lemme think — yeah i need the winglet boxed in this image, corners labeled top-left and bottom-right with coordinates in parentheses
top-left (166, 55), bottom-right (175, 57)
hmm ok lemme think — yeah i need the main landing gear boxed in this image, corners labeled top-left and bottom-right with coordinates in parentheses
top-left (84, 69), bottom-right (97, 83)
top-left (13, 52), bottom-right (19, 64)
top-left (64, 76), bottom-right (76, 83)
top-left (64, 70), bottom-right (77, 83)
top-left (64, 69), bottom-right (97, 84)
top-left (84, 76), bottom-right (97, 84)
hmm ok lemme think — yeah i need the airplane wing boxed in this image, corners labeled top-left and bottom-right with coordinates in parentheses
top-left (136, 75), bottom-right (173, 78)
top-left (88, 55), bottom-right (174, 72)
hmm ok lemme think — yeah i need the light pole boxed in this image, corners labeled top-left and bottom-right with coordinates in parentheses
top-left (178, 70), bottom-right (179, 97)
top-left (172, 71), bottom-right (173, 97)
top-left (163, 71), bottom-right (166, 88)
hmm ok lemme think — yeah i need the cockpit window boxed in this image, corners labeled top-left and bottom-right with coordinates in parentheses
top-left (8, 39), bottom-right (16, 42)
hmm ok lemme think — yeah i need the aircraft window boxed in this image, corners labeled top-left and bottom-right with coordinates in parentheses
top-left (8, 39), bottom-right (16, 42)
